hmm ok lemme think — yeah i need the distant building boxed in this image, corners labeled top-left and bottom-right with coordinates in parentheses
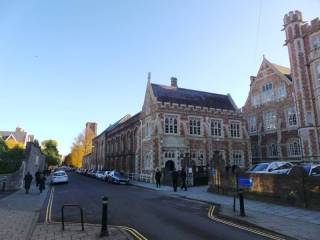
top-left (0, 127), bottom-right (34, 148)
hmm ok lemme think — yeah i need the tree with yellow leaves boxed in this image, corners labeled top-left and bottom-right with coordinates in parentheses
top-left (5, 139), bottom-right (24, 149)
top-left (69, 133), bottom-right (85, 168)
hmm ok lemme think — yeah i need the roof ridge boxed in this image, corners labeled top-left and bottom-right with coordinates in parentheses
top-left (151, 83), bottom-right (228, 97)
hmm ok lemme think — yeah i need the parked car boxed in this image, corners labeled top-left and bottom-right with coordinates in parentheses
top-left (302, 164), bottom-right (320, 176)
top-left (268, 162), bottom-right (294, 174)
top-left (51, 170), bottom-right (68, 184)
top-left (247, 161), bottom-right (293, 174)
top-left (95, 171), bottom-right (106, 180)
top-left (108, 171), bottom-right (129, 184)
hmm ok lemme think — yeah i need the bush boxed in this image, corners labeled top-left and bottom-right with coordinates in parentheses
top-left (0, 159), bottom-right (22, 174)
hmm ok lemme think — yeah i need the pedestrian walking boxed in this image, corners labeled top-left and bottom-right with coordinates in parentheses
top-left (180, 168), bottom-right (187, 191)
top-left (38, 173), bottom-right (46, 193)
top-left (35, 169), bottom-right (41, 187)
top-left (172, 169), bottom-right (178, 192)
top-left (24, 172), bottom-right (33, 194)
top-left (155, 169), bottom-right (161, 188)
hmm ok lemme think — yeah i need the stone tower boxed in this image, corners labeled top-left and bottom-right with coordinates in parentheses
top-left (283, 10), bottom-right (320, 161)
top-left (85, 122), bottom-right (97, 154)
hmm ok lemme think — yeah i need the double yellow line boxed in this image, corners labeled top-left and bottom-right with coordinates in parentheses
top-left (208, 205), bottom-right (287, 240)
top-left (45, 187), bottom-right (54, 223)
top-left (118, 225), bottom-right (148, 240)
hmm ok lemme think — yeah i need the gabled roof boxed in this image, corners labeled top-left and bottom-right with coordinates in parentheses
top-left (0, 130), bottom-right (27, 143)
top-left (270, 62), bottom-right (292, 81)
top-left (151, 83), bottom-right (236, 110)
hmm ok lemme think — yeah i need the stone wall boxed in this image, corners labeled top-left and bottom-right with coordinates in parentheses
top-left (0, 161), bottom-right (25, 190)
top-left (25, 142), bottom-right (46, 177)
top-left (209, 168), bottom-right (320, 210)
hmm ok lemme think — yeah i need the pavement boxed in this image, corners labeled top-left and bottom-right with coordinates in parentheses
top-left (0, 179), bottom-right (131, 240)
top-left (130, 180), bottom-right (320, 240)
top-left (31, 223), bottom-right (132, 240)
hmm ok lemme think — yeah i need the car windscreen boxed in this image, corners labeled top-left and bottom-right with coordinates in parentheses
top-left (273, 163), bottom-right (292, 170)
top-left (54, 172), bottom-right (66, 176)
top-left (250, 164), bottom-right (269, 171)
top-left (311, 166), bottom-right (320, 176)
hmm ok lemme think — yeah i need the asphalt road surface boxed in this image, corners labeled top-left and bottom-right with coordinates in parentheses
top-left (39, 172), bottom-right (275, 240)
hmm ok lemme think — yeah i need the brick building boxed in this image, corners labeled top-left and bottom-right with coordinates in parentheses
top-left (243, 11), bottom-right (320, 163)
top-left (105, 113), bottom-right (141, 173)
top-left (283, 11), bottom-right (320, 162)
top-left (243, 58), bottom-right (301, 163)
top-left (136, 77), bottom-right (250, 183)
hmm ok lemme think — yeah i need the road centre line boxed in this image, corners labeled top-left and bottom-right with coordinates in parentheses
top-left (207, 205), bottom-right (287, 240)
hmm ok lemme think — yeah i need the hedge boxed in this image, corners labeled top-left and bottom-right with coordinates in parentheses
top-left (0, 159), bottom-right (22, 174)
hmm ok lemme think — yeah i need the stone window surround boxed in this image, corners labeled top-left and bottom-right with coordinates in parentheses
top-left (263, 111), bottom-right (277, 131)
top-left (248, 115), bottom-right (257, 133)
top-left (286, 106), bottom-right (297, 128)
top-left (231, 150), bottom-right (244, 168)
top-left (164, 113), bottom-right (180, 135)
top-left (310, 33), bottom-right (320, 50)
top-left (267, 143), bottom-right (278, 157)
top-left (287, 139), bottom-right (302, 157)
top-left (229, 120), bottom-right (241, 138)
top-left (210, 118), bottom-right (224, 138)
top-left (188, 116), bottom-right (203, 136)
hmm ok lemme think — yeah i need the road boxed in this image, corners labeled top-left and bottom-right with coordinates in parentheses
top-left (39, 172), bottom-right (275, 240)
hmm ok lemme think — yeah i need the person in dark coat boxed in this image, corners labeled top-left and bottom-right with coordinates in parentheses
top-left (155, 169), bottom-right (161, 188)
top-left (38, 173), bottom-right (46, 193)
top-left (180, 168), bottom-right (187, 191)
top-left (35, 169), bottom-right (41, 187)
top-left (172, 169), bottom-right (178, 192)
top-left (24, 172), bottom-right (33, 194)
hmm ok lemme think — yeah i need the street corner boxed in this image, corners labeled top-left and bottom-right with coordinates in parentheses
top-left (31, 222), bottom-right (134, 240)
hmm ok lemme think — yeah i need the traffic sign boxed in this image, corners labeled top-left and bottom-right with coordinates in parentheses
top-left (239, 178), bottom-right (253, 189)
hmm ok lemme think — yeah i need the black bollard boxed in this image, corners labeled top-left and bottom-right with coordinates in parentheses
top-left (2, 181), bottom-right (5, 192)
top-left (100, 196), bottom-right (109, 237)
top-left (239, 189), bottom-right (246, 217)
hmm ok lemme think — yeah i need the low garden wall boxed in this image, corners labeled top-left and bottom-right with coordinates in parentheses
top-left (209, 169), bottom-right (320, 210)
top-left (0, 161), bottom-right (25, 191)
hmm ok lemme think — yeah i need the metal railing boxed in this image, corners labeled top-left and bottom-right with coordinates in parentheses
top-left (61, 204), bottom-right (84, 231)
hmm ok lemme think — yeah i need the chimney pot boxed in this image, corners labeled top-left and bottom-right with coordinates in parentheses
top-left (171, 77), bottom-right (178, 88)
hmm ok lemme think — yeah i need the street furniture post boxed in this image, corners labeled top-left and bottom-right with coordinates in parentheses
top-left (100, 196), bottom-right (109, 237)
top-left (238, 189), bottom-right (246, 217)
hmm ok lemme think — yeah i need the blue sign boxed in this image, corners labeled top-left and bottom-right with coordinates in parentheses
top-left (239, 178), bottom-right (253, 188)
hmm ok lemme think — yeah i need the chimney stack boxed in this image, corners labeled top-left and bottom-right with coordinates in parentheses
top-left (171, 77), bottom-right (178, 88)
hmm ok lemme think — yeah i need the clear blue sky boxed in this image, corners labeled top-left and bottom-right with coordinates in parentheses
top-left (1, 0), bottom-right (319, 156)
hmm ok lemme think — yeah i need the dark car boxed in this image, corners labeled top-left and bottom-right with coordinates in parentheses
top-left (108, 171), bottom-right (129, 184)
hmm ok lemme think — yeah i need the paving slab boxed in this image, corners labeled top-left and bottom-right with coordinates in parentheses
top-left (31, 223), bottom-right (132, 240)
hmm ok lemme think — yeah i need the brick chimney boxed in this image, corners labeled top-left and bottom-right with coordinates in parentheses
top-left (171, 77), bottom-right (178, 88)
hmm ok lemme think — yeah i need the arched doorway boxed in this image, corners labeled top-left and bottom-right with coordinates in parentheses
top-left (162, 160), bottom-right (175, 185)
top-left (165, 160), bottom-right (175, 171)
